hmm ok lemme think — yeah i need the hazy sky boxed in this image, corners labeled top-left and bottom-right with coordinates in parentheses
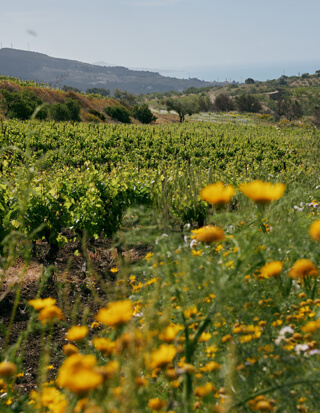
top-left (1, 0), bottom-right (320, 72)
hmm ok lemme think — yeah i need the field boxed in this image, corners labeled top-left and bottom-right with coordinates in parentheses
top-left (1, 119), bottom-right (320, 412)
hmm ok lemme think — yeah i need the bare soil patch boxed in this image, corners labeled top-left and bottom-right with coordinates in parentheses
top-left (0, 236), bottom-right (150, 394)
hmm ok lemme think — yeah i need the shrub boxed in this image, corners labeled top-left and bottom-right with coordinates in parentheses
top-left (235, 94), bottom-right (262, 113)
top-left (131, 104), bottom-right (157, 124)
top-left (104, 105), bottom-right (131, 123)
top-left (88, 109), bottom-right (106, 121)
top-left (50, 98), bottom-right (81, 122)
top-left (1, 89), bottom-right (47, 120)
top-left (65, 98), bottom-right (81, 122)
top-left (50, 103), bottom-right (71, 121)
top-left (86, 88), bottom-right (110, 97)
top-left (214, 93), bottom-right (234, 112)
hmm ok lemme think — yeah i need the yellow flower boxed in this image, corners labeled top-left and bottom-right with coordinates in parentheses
top-left (145, 252), bottom-right (154, 261)
top-left (198, 332), bottom-right (212, 342)
top-left (0, 361), bottom-right (17, 377)
top-left (97, 360), bottom-right (120, 381)
top-left (200, 182), bottom-right (236, 205)
top-left (301, 320), bottom-right (320, 333)
top-left (194, 382), bottom-right (216, 397)
top-left (28, 297), bottom-right (56, 311)
top-left (148, 344), bottom-right (177, 369)
top-left (191, 225), bottom-right (225, 243)
top-left (66, 326), bottom-right (88, 341)
top-left (288, 259), bottom-right (318, 279)
top-left (38, 305), bottom-right (64, 324)
top-left (40, 386), bottom-right (67, 411)
top-left (199, 361), bottom-right (221, 372)
top-left (184, 305), bottom-right (198, 318)
top-left (239, 180), bottom-right (286, 203)
top-left (255, 400), bottom-right (273, 411)
top-left (62, 343), bottom-right (79, 356)
top-left (260, 261), bottom-right (283, 278)
top-left (309, 220), bottom-right (320, 241)
top-left (56, 354), bottom-right (103, 394)
top-left (92, 337), bottom-right (116, 356)
top-left (148, 398), bottom-right (166, 410)
top-left (159, 324), bottom-right (183, 343)
top-left (110, 267), bottom-right (119, 273)
top-left (95, 300), bottom-right (133, 327)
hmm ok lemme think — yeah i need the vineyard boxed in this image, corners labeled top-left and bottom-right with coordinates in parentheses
top-left (1, 119), bottom-right (320, 412)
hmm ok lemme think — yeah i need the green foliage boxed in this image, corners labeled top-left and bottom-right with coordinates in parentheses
top-left (65, 98), bottom-right (81, 122)
top-left (313, 105), bottom-right (320, 126)
top-left (245, 77), bottom-right (255, 84)
top-left (49, 102), bottom-right (70, 121)
top-left (1, 119), bottom-right (320, 411)
top-left (214, 93), bottom-right (235, 112)
top-left (88, 109), bottom-right (106, 121)
top-left (131, 104), bottom-right (157, 124)
top-left (165, 96), bottom-right (200, 122)
top-left (197, 95), bottom-right (213, 112)
top-left (283, 99), bottom-right (303, 121)
top-left (49, 98), bottom-right (81, 122)
top-left (62, 85), bottom-right (81, 93)
top-left (113, 88), bottom-right (136, 106)
top-left (104, 105), bottom-right (131, 123)
top-left (1, 89), bottom-right (47, 120)
top-left (86, 87), bottom-right (110, 97)
top-left (235, 93), bottom-right (262, 113)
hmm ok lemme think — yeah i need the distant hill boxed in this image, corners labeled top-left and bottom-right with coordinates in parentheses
top-left (0, 48), bottom-right (219, 94)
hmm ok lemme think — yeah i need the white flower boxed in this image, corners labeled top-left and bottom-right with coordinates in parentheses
top-left (189, 239), bottom-right (197, 249)
top-left (293, 206), bottom-right (303, 212)
top-left (275, 326), bottom-right (294, 345)
top-left (279, 326), bottom-right (294, 336)
top-left (294, 344), bottom-right (309, 355)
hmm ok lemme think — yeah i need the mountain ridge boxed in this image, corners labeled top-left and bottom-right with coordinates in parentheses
top-left (0, 48), bottom-right (218, 94)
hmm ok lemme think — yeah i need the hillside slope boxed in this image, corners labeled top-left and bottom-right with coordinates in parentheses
top-left (0, 48), bottom-right (216, 94)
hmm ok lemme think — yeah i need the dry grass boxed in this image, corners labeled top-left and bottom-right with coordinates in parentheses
top-left (0, 259), bottom-right (43, 286)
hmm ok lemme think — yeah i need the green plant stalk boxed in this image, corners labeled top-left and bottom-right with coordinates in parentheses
top-left (231, 378), bottom-right (320, 410)
top-left (37, 323), bottom-right (53, 392)
top-left (4, 287), bottom-right (21, 351)
top-left (181, 302), bottom-right (216, 413)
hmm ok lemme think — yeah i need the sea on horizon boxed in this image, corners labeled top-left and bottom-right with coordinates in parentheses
top-left (153, 59), bottom-right (320, 83)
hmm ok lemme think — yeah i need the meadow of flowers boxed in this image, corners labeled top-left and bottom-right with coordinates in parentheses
top-left (1, 121), bottom-right (320, 412)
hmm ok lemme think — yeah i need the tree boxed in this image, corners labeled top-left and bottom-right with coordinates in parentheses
top-left (1, 89), bottom-right (47, 120)
top-left (65, 98), bottom-right (81, 122)
top-left (276, 98), bottom-right (303, 121)
top-left (245, 78), bottom-right (255, 84)
top-left (165, 96), bottom-right (200, 122)
top-left (197, 95), bottom-right (213, 112)
top-left (86, 87), bottom-right (110, 97)
top-left (132, 104), bottom-right (157, 124)
top-left (49, 98), bottom-right (81, 122)
top-left (62, 85), bottom-right (81, 93)
top-left (50, 103), bottom-right (71, 121)
top-left (313, 105), bottom-right (320, 126)
top-left (213, 93), bottom-right (234, 112)
top-left (104, 105), bottom-right (131, 123)
top-left (235, 94), bottom-right (262, 113)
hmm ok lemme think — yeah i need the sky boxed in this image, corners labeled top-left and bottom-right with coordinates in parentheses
top-left (1, 0), bottom-right (320, 81)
